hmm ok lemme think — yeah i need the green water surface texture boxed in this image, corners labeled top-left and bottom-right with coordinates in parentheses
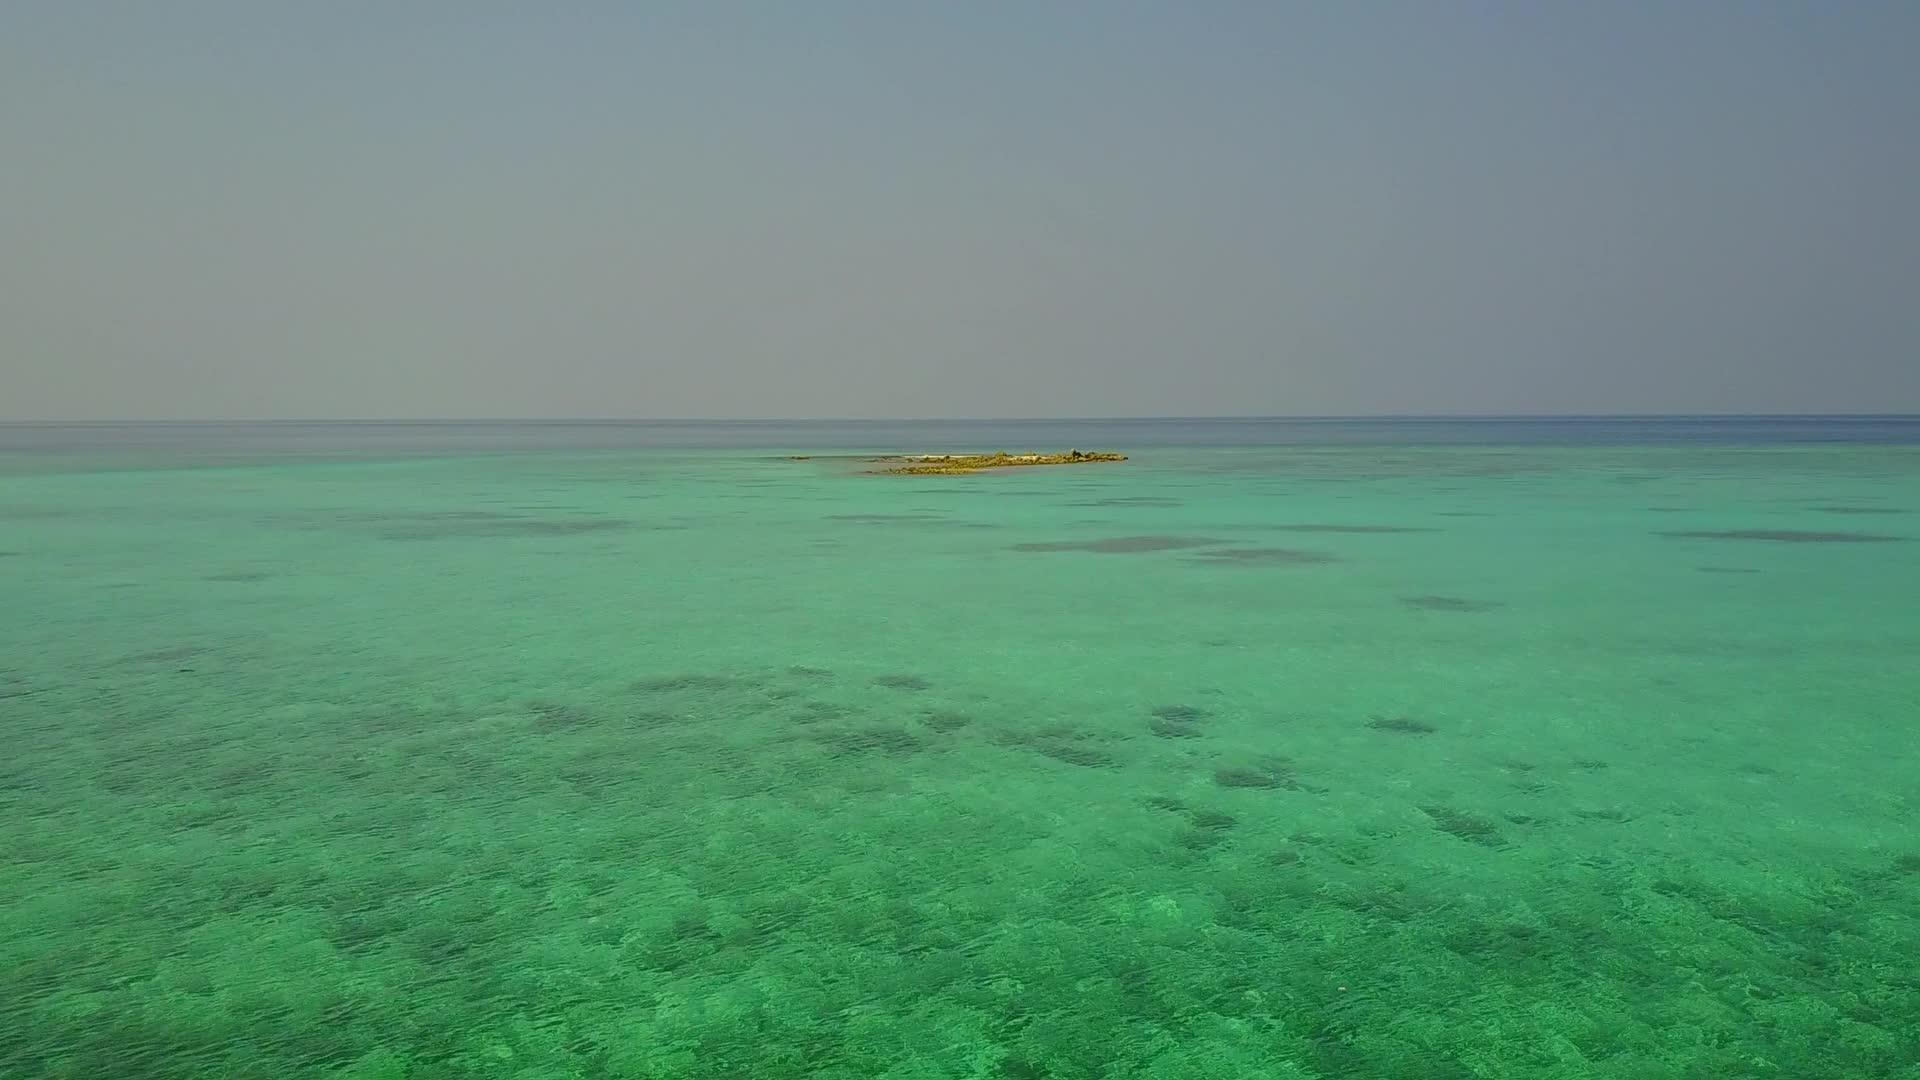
top-left (3, 422), bottom-right (1918, 1079)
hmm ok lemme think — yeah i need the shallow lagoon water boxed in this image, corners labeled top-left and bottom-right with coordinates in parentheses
top-left (3, 419), bottom-right (1919, 1078)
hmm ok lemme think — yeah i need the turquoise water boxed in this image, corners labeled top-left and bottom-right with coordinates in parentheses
top-left (4, 420), bottom-right (1919, 1078)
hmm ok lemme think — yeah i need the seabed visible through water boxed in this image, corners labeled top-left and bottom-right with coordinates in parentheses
top-left (3, 419), bottom-right (1918, 1078)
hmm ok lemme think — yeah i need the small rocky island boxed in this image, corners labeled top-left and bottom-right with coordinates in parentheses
top-left (872, 450), bottom-right (1128, 476)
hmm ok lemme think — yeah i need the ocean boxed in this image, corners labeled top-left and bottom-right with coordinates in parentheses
top-left (3, 417), bottom-right (1917, 1078)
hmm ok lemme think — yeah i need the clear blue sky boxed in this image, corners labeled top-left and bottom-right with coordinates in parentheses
top-left (3, 2), bottom-right (1915, 419)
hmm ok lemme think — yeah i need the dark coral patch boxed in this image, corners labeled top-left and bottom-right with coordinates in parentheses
top-left (1421, 805), bottom-right (1508, 849)
top-left (1152, 704), bottom-right (1210, 721)
top-left (1443, 921), bottom-right (1542, 961)
top-left (1368, 716), bottom-right (1437, 735)
top-left (1066, 496), bottom-right (1184, 508)
top-left (1214, 762), bottom-right (1300, 790)
top-left (509, 519), bottom-right (630, 535)
top-left (826, 513), bottom-right (952, 524)
top-left (791, 701), bottom-right (855, 724)
top-left (1033, 741), bottom-right (1117, 768)
top-left (922, 711), bottom-right (971, 732)
top-left (1270, 524), bottom-right (1438, 534)
top-left (810, 726), bottom-right (926, 757)
top-left (1660, 529), bottom-right (1904, 543)
top-left (1188, 547), bottom-right (1339, 565)
top-left (1148, 717), bottom-right (1205, 739)
top-left (373, 512), bottom-right (631, 540)
top-left (1401, 595), bottom-right (1503, 612)
top-left (873, 674), bottom-right (931, 691)
top-left (1809, 506), bottom-right (1905, 515)
top-left (990, 723), bottom-right (1086, 748)
top-left (633, 674), bottom-right (738, 693)
top-left (1000, 1057), bottom-right (1051, 1080)
top-left (1011, 536), bottom-right (1226, 554)
top-left (1177, 828), bottom-right (1231, 851)
top-left (528, 701), bottom-right (597, 731)
top-left (1188, 809), bottom-right (1239, 831)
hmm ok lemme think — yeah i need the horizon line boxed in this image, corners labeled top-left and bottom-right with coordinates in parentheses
top-left (4, 413), bottom-right (1919, 425)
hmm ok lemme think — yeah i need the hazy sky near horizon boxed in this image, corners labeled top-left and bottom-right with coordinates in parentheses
top-left (3, 3), bottom-right (1916, 420)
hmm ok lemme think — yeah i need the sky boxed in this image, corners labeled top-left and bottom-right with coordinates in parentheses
top-left (2, 2), bottom-right (1916, 420)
